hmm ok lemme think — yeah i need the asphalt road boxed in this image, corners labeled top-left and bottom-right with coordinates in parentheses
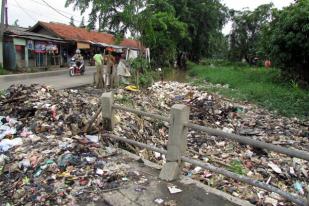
top-left (0, 67), bottom-right (96, 90)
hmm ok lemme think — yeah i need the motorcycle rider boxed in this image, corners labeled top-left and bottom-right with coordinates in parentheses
top-left (73, 49), bottom-right (84, 68)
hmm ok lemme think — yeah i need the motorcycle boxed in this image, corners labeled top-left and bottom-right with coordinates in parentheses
top-left (69, 58), bottom-right (85, 76)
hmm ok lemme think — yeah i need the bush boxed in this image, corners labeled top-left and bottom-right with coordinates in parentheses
top-left (129, 57), bottom-right (154, 88)
top-left (264, 0), bottom-right (309, 82)
top-left (0, 64), bottom-right (9, 75)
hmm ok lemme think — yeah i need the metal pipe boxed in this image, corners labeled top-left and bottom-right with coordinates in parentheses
top-left (113, 104), bottom-right (170, 122)
top-left (186, 123), bottom-right (309, 162)
top-left (103, 134), bottom-right (307, 206)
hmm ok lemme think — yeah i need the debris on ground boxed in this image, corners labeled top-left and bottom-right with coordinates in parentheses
top-left (0, 84), bottom-right (149, 205)
top-left (1, 82), bottom-right (308, 206)
top-left (167, 185), bottom-right (182, 194)
top-left (112, 81), bottom-right (309, 205)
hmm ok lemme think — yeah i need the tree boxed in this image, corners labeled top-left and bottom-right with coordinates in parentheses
top-left (228, 4), bottom-right (273, 64)
top-left (69, 16), bottom-right (75, 26)
top-left (262, 0), bottom-right (309, 82)
top-left (65, 0), bottom-right (227, 67)
top-left (138, 0), bottom-right (187, 66)
top-left (79, 16), bottom-right (85, 28)
top-left (65, 0), bottom-right (145, 35)
top-left (169, 0), bottom-right (228, 63)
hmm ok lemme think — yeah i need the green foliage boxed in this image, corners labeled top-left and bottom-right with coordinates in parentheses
top-left (0, 64), bottom-right (9, 75)
top-left (171, 0), bottom-right (228, 62)
top-left (65, 0), bottom-right (227, 67)
top-left (66, 0), bottom-right (144, 35)
top-left (228, 160), bottom-right (246, 175)
top-left (115, 94), bottom-right (134, 106)
top-left (140, 5), bottom-right (188, 66)
top-left (262, 0), bottom-right (309, 82)
top-left (114, 33), bottom-right (124, 45)
top-left (189, 62), bottom-right (309, 120)
top-left (228, 4), bottom-right (273, 63)
top-left (129, 57), bottom-right (154, 88)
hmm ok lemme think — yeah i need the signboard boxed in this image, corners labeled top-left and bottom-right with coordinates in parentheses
top-left (77, 42), bottom-right (90, 49)
top-left (27, 40), bottom-right (34, 50)
top-left (13, 38), bottom-right (26, 46)
top-left (46, 43), bottom-right (59, 54)
top-left (34, 41), bottom-right (47, 53)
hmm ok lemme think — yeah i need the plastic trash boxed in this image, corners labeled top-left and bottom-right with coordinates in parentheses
top-left (125, 85), bottom-right (139, 92)
top-left (0, 138), bottom-right (23, 152)
top-left (154, 198), bottom-right (164, 204)
top-left (96, 168), bottom-right (104, 175)
top-left (20, 128), bottom-right (32, 138)
top-left (294, 181), bottom-right (305, 195)
top-left (19, 159), bottom-right (31, 170)
top-left (86, 135), bottom-right (99, 143)
top-left (0, 125), bottom-right (17, 140)
top-left (167, 186), bottom-right (182, 194)
top-left (57, 153), bottom-right (79, 169)
top-left (0, 154), bottom-right (8, 166)
top-left (268, 162), bottom-right (282, 174)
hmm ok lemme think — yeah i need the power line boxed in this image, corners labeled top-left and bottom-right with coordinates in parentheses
top-left (28, 0), bottom-right (81, 18)
top-left (11, 3), bottom-right (70, 24)
top-left (14, 0), bottom-right (37, 21)
top-left (40, 0), bottom-right (82, 23)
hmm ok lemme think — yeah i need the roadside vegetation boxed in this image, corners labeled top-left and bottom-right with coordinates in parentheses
top-left (0, 64), bottom-right (10, 75)
top-left (189, 61), bottom-right (309, 120)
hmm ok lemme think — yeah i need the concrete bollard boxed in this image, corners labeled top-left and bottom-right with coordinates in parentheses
top-left (159, 104), bottom-right (190, 181)
top-left (101, 92), bottom-right (114, 131)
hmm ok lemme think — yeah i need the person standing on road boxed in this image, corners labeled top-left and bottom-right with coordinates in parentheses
top-left (93, 51), bottom-right (104, 88)
top-left (104, 48), bottom-right (115, 88)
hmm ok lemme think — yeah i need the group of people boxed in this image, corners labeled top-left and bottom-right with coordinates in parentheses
top-left (93, 48), bottom-right (116, 88)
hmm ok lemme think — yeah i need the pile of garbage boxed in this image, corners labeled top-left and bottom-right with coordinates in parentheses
top-left (0, 84), bottom-right (149, 205)
top-left (112, 81), bottom-right (309, 205)
top-left (1, 82), bottom-right (308, 205)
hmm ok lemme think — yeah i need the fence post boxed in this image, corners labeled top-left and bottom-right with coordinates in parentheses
top-left (159, 104), bottom-right (189, 181)
top-left (101, 92), bottom-right (114, 131)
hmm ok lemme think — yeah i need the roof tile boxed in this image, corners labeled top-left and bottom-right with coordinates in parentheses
top-left (39, 22), bottom-right (141, 49)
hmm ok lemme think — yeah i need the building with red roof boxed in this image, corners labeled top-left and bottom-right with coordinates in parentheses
top-left (29, 21), bottom-right (142, 50)
top-left (4, 21), bottom-right (143, 70)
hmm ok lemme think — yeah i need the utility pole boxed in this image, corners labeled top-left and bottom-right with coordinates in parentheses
top-left (0, 0), bottom-right (5, 67)
top-left (4, 0), bottom-right (7, 27)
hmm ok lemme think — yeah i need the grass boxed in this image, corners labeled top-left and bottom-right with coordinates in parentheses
top-left (189, 63), bottom-right (309, 120)
top-left (0, 69), bottom-right (11, 75)
top-left (227, 160), bottom-right (247, 175)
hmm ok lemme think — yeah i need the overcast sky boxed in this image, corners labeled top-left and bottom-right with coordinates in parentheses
top-left (9, 0), bottom-right (294, 34)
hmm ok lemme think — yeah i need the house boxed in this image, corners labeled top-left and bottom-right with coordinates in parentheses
top-left (29, 21), bottom-right (143, 65)
top-left (4, 26), bottom-right (67, 70)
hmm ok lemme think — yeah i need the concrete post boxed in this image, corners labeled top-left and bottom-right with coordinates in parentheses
top-left (101, 92), bottom-right (114, 131)
top-left (159, 104), bottom-right (189, 181)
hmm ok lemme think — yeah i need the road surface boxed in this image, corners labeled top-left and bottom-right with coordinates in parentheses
top-left (0, 67), bottom-right (96, 90)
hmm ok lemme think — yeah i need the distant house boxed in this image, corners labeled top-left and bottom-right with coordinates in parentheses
top-left (4, 26), bottom-right (66, 70)
top-left (4, 22), bottom-right (143, 70)
top-left (29, 21), bottom-right (143, 65)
